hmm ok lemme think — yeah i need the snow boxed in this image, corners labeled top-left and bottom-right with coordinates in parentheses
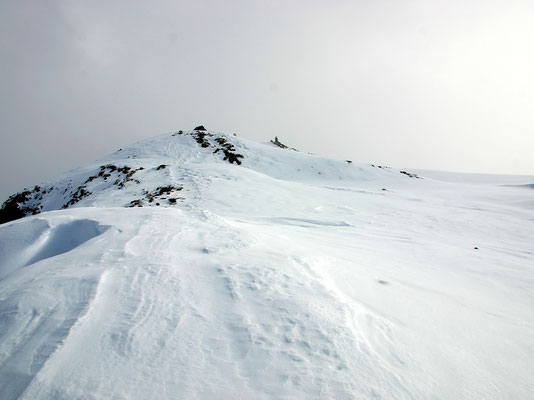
top-left (1, 131), bottom-right (533, 399)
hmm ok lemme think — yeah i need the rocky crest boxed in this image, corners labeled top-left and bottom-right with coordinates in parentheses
top-left (0, 128), bottom-right (245, 224)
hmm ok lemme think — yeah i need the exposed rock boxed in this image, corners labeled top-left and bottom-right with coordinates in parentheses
top-left (270, 136), bottom-right (298, 151)
top-left (400, 170), bottom-right (420, 179)
top-left (0, 189), bottom-right (41, 224)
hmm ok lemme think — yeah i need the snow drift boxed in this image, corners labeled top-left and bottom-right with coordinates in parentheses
top-left (1, 129), bottom-right (533, 399)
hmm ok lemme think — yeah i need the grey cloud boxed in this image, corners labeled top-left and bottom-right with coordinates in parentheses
top-left (1, 0), bottom-right (534, 201)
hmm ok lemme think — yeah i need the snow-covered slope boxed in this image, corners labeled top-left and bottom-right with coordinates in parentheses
top-left (1, 129), bottom-right (533, 399)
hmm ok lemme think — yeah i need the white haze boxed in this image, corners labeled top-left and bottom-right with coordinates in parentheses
top-left (1, 0), bottom-right (534, 201)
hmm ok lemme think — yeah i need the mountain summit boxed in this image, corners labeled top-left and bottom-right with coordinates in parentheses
top-left (1, 128), bottom-right (415, 224)
top-left (1, 129), bottom-right (533, 399)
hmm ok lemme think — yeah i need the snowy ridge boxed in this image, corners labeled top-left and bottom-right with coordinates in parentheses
top-left (1, 130), bottom-right (403, 223)
top-left (1, 129), bottom-right (533, 399)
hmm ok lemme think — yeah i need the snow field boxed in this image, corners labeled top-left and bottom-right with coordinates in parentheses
top-left (1, 131), bottom-right (533, 399)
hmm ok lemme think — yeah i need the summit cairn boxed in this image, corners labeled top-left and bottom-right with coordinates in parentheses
top-left (270, 136), bottom-right (298, 151)
top-left (271, 136), bottom-right (287, 149)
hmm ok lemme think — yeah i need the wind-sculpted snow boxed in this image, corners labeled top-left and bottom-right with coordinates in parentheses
top-left (0, 214), bottom-right (117, 399)
top-left (0, 131), bottom-right (533, 399)
top-left (0, 218), bottom-right (109, 280)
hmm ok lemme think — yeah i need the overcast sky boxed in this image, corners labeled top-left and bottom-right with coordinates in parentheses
top-left (1, 0), bottom-right (534, 201)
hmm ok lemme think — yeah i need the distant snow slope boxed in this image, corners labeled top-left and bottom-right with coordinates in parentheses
top-left (1, 130), bottom-right (533, 399)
